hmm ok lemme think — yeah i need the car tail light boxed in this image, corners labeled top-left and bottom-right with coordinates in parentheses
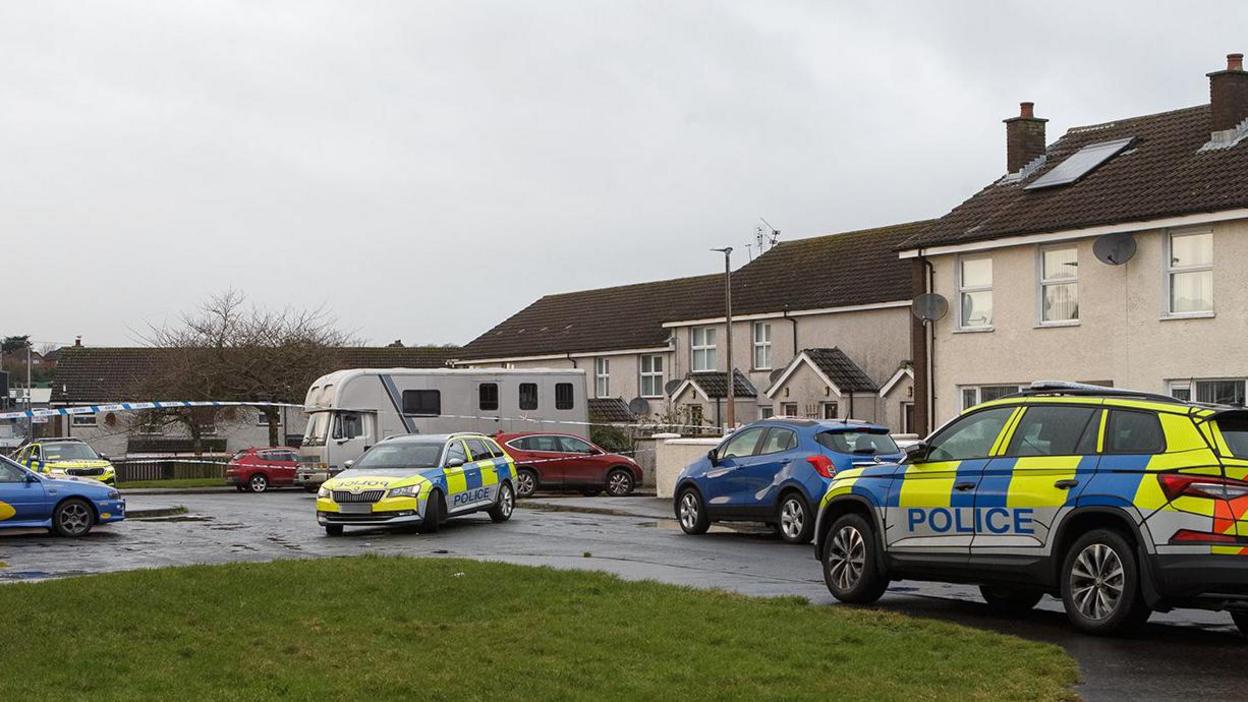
top-left (806, 455), bottom-right (835, 478)
top-left (1169, 529), bottom-right (1242, 545)
top-left (1157, 472), bottom-right (1248, 501)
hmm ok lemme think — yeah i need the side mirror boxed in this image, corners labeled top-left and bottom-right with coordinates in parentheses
top-left (343, 460), bottom-right (355, 469)
top-left (446, 458), bottom-right (465, 468)
top-left (99, 454), bottom-right (109, 461)
top-left (903, 442), bottom-right (929, 464)
top-left (25, 473), bottom-right (39, 483)
top-left (706, 448), bottom-right (719, 466)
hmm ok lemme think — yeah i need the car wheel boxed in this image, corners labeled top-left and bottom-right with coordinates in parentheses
top-left (823, 513), bottom-right (888, 604)
top-left (488, 483), bottom-right (515, 523)
top-left (515, 469), bottom-right (538, 498)
top-left (418, 490), bottom-right (444, 534)
top-left (980, 585), bottom-right (1044, 613)
top-left (676, 488), bottom-right (709, 535)
top-left (53, 499), bottom-right (95, 538)
top-left (325, 524), bottom-right (344, 537)
top-left (606, 469), bottom-right (635, 497)
top-left (248, 474), bottom-right (268, 493)
top-left (1061, 528), bottom-right (1150, 635)
top-left (777, 493), bottom-right (814, 544)
top-left (1231, 611), bottom-right (1248, 637)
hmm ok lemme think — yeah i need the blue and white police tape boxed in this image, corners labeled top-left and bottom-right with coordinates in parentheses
top-left (0, 400), bottom-right (301, 422)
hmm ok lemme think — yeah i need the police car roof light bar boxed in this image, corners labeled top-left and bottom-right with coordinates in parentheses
top-left (1010, 380), bottom-right (1183, 405)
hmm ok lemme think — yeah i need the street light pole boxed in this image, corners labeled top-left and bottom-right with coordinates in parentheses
top-left (712, 247), bottom-right (735, 429)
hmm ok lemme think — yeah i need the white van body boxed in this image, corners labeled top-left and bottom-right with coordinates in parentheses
top-left (295, 368), bottom-right (588, 487)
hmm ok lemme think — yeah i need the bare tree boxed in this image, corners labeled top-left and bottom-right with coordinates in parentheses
top-left (135, 291), bottom-right (359, 452)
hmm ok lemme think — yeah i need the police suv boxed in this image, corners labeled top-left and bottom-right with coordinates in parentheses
top-left (814, 381), bottom-right (1248, 636)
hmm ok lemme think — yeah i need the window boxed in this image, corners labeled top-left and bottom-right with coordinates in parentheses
top-left (958, 256), bottom-right (993, 329)
top-left (926, 407), bottom-right (1014, 462)
top-left (1167, 230), bottom-right (1213, 315)
top-left (0, 460), bottom-right (24, 482)
top-left (692, 326), bottom-right (718, 372)
top-left (71, 413), bottom-right (97, 427)
top-left (555, 383), bottom-right (575, 410)
top-left (960, 384), bottom-right (1024, 410)
top-left (445, 440), bottom-right (467, 464)
top-left (821, 402), bottom-right (838, 419)
top-left (332, 412), bottom-right (364, 440)
top-left (594, 358), bottom-right (610, 397)
top-left (818, 430), bottom-right (900, 456)
top-left (485, 439), bottom-right (507, 458)
top-left (479, 383), bottom-right (499, 411)
top-left (1215, 416), bottom-right (1248, 459)
top-left (640, 355), bottom-right (664, 398)
top-left (464, 438), bottom-right (490, 460)
top-left (758, 428), bottom-right (797, 454)
top-left (1104, 410), bottom-right (1165, 454)
top-left (1170, 379), bottom-right (1246, 406)
top-left (719, 426), bottom-right (765, 458)
top-left (753, 322), bottom-right (772, 370)
top-left (512, 435), bottom-right (562, 452)
top-left (255, 410), bottom-right (274, 426)
top-left (558, 436), bottom-right (595, 454)
top-left (401, 389), bottom-right (441, 416)
top-left (519, 383), bottom-right (538, 410)
top-left (1039, 246), bottom-right (1079, 323)
top-left (1004, 406), bottom-right (1099, 456)
top-left (780, 402), bottom-right (798, 417)
top-left (759, 406), bottom-right (775, 420)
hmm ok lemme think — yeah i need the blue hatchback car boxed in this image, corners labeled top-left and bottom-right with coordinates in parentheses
top-left (0, 455), bottom-right (125, 537)
top-left (674, 418), bottom-right (903, 543)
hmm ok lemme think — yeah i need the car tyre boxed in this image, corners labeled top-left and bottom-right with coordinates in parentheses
top-left (823, 513), bottom-right (888, 604)
top-left (777, 493), bottom-right (814, 544)
top-left (418, 490), bottom-right (444, 534)
top-left (980, 585), bottom-right (1044, 613)
top-left (52, 498), bottom-right (95, 538)
top-left (515, 469), bottom-right (538, 498)
top-left (248, 474), bottom-right (268, 493)
top-left (1061, 528), bottom-right (1150, 635)
top-left (325, 524), bottom-right (344, 537)
top-left (606, 468), bottom-right (635, 497)
top-left (676, 487), bottom-right (710, 535)
top-left (488, 483), bottom-right (515, 523)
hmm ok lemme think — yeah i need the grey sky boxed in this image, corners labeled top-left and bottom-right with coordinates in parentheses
top-left (3, 1), bottom-right (1244, 349)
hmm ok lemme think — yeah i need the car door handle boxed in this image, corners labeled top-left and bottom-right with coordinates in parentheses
top-left (953, 482), bottom-right (976, 492)
top-left (1054, 479), bottom-right (1079, 489)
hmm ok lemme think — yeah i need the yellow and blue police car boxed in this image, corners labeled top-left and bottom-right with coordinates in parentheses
top-left (814, 381), bottom-right (1248, 636)
top-left (14, 438), bottom-right (116, 486)
top-left (316, 432), bottom-right (516, 536)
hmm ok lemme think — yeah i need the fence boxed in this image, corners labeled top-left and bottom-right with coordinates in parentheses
top-left (114, 459), bottom-right (227, 483)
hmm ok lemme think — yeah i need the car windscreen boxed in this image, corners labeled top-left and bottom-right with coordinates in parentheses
top-left (1217, 416), bottom-right (1248, 459)
top-left (302, 413), bottom-right (330, 447)
top-left (353, 442), bottom-right (443, 470)
top-left (42, 443), bottom-right (99, 461)
top-left (817, 430), bottom-right (899, 455)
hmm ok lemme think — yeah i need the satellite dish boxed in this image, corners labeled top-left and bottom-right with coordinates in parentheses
top-left (768, 368), bottom-right (785, 384)
top-left (1093, 232), bottom-right (1137, 265)
top-left (627, 397), bottom-right (650, 416)
top-left (911, 293), bottom-right (949, 322)
top-left (663, 379), bottom-right (683, 396)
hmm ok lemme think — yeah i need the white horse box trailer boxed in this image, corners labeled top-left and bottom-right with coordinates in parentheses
top-left (295, 368), bottom-right (588, 485)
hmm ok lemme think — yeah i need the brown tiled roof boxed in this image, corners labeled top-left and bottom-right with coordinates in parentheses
top-left (683, 370), bottom-right (758, 399)
top-left (803, 348), bottom-right (877, 393)
top-left (51, 346), bottom-right (459, 404)
top-left (588, 398), bottom-right (638, 423)
top-left (458, 274), bottom-right (722, 360)
top-left (900, 105), bottom-right (1248, 250)
top-left (459, 220), bottom-right (927, 360)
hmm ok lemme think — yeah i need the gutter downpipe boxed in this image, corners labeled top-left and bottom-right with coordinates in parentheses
top-left (782, 305), bottom-right (798, 358)
top-left (924, 253), bottom-right (936, 435)
top-left (565, 353), bottom-right (578, 369)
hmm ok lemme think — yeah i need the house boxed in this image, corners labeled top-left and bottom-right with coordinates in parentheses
top-left (458, 220), bottom-right (930, 432)
top-left (899, 53), bottom-right (1248, 429)
top-left (48, 345), bottom-right (459, 457)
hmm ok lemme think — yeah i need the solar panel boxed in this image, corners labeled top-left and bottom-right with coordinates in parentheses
top-left (1024, 137), bottom-right (1134, 190)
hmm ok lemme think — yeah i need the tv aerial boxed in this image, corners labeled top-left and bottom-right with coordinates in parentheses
top-left (1093, 232), bottom-right (1137, 265)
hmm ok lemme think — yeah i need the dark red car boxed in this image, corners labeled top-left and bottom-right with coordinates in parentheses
top-left (496, 432), bottom-right (643, 498)
top-left (225, 447), bottom-right (299, 493)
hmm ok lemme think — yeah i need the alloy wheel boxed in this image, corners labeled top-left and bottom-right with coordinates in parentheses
top-left (780, 498), bottom-right (805, 539)
top-left (517, 472), bottom-right (535, 497)
top-left (250, 475), bottom-right (267, 493)
top-left (59, 502), bottom-right (91, 536)
top-left (608, 472), bottom-right (632, 496)
top-left (828, 525), bottom-right (866, 591)
top-left (679, 493), bottom-right (698, 530)
top-left (1069, 543), bottom-right (1125, 621)
top-left (500, 485), bottom-right (514, 517)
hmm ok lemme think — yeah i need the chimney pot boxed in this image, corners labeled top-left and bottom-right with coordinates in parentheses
top-left (1019, 102), bottom-right (1035, 119)
top-left (1229, 53), bottom-right (1244, 72)
top-left (1209, 52), bottom-right (1248, 133)
top-left (1003, 102), bottom-right (1047, 173)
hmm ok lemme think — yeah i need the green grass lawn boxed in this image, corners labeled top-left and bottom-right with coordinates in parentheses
top-left (0, 557), bottom-right (1077, 701)
top-left (116, 478), bottom-right (226, 490)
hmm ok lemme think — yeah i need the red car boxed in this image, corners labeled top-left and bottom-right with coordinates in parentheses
top-left (496, 432), bottom-right (643, 498)
top-left (225, 447), bottom-right (299, 493)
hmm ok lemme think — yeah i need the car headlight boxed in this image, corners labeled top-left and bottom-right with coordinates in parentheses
top-left (317, 486), bottom-right (332, 499)
top-left (387, 484), bottom-right (421, 499)
top-left (107, 490), bottom-right (120, 500)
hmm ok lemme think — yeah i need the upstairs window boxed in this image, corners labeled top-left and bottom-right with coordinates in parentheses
top-left (640, 354), bottom-right (664, 398)
top-left (752, 322), bottom-right (772, 370)
top-left (958, 256), bottom-right (993, 329)
top-left (1039, 246), bottom-right (1079, 323)
top-left (1167, 229), bottom-right (1213, 315)
top-left (692, 326), bottom-right (718, 371)
top-left (594, 358), bottom-right (610, 398)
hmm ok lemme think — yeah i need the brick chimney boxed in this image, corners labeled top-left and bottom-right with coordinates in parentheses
top-left (1003, 102), bottom-right (1048, 173)
top-left (1209, 53), bottom-right (1248, 134)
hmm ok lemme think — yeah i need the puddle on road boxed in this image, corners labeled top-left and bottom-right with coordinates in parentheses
top-left (1, 569), bottom-right (89, 581)
top-left (139, 515), bottom-right (213, 523)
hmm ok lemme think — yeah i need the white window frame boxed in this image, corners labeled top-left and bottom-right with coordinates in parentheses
top-left (691, 326), bottom-right (718, 372)
top-left (1168, 378), bottom-right (1246, 405)
top-left (959, 384), bottom-right (1025, 411)
top-left (758, 406), bottom-right (775, 420)
top-left (957, 255), bottom-right (994, 330)
top-left (70, 413), bottom-right (97, 427)
top-left (639, 354), bottom-right (664, 398)
top-left (1165, 227), bottom-right (1214, 318)
top-left (752, 321), bottom-right (772, 370)
top-left (594, 358), bottom-right (610, 398)
top-left (1037, 245), bottom-right (1079, 326)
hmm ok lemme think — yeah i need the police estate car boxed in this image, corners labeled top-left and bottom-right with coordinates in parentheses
top-left (814, 381), bottom-right (1248, 636)
top-left (316, 433), bottom-right (516, 536)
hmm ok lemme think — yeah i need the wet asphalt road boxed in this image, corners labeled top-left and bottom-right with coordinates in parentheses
top-left (2, 491), bottom-right (1247, 701)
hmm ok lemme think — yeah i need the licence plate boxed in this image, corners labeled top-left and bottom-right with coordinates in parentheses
top-left (340, 503), bottom-right (372, 514)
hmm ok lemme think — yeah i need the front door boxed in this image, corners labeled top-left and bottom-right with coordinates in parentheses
top-left (972, 404), bottom-right (1101, 559)
top-left (886, 406), bottom-right (1015, 562)
top-left (328, 412), bottom-right (372, 473)
top-left (0, 461), bottom-right (47, 524)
